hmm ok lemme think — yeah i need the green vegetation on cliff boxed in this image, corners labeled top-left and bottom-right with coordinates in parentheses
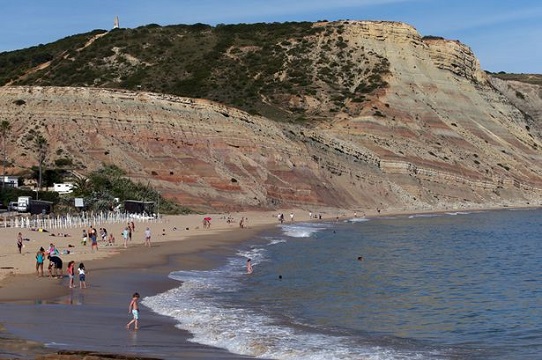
top-left (0, 22), bottom-right (390, 122)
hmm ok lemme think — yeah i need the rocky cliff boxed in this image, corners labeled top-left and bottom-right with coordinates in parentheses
top-left (1, 21), bottom-right (541, 213)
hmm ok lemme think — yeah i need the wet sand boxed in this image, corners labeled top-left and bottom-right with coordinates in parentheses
top-left (0, 211), bottom-right (294, 359)
top-left (1, 205), bottom-right (522, 359)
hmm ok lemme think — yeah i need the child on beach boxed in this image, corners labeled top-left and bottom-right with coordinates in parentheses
top-left (144, 227), bottom-right (151, 247)
top-left (126, 292), bottom-right (140, 330)
top-left (67, 261), bottom-right (75, 288)
top-left (82, 229), bottom-right (87, 246)
top-left (78, 263), bottom-right (87, 288)
top-left (108, 233), bottom-right (115, 246)
top-left (35, 247), bottom-right (45, 277)
top-left (17, 232), bottom-right (23, 254)
top-left (122, 227), bottom-right (129, 248)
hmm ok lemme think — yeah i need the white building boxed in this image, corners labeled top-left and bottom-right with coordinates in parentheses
top-left (53, 183), bottom-right (74, 194)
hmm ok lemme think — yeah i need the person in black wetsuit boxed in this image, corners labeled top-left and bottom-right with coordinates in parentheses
top-left (48, 255), bottom-right (63, 278)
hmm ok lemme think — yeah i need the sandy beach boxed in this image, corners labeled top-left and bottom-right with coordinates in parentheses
top-left (0, 208), bottom-right (349, 359)
top-left (1, 204), bottom-right (528, 359)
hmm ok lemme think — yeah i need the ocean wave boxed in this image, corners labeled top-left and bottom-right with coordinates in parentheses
top-left (279, 223), bottom-right (330, 238)
top-left (345, 217), bottom-right (370, 223)
top-left (445, 211), bottom-right (471, 216)
top-left (143, 268), bottom-right (426, 360)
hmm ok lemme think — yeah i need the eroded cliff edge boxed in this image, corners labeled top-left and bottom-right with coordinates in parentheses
top-left (1, 20), bottom-right (541, 213)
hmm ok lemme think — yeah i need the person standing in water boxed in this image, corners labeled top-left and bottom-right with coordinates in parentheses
top-left (78, 263), bottom-right (87, 288)
top-left (246, 258), bottom-right (253, 274)
top-left (67, 261), bottom-right (75, 288)
top-left (126, 292), bottom-right (140, 330)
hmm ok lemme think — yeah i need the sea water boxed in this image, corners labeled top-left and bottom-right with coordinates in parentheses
top-left (143, 208), bottom-right (542, 359)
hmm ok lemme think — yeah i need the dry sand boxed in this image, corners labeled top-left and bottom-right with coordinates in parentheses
top-left (1, 204), bottom-right (517, 359)
top-left (0, 209), bottom-right (323, 300)
top-left (0, 208), bottom-right (351, 359)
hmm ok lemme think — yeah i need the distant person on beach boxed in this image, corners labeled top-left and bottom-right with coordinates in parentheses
top-left (36, 247), bottom-right (45, 277)
top-left (126, 292), bottom-right (140, 330)
top-left (144, 227), bottom-right (151, 247)
top-left (82, 229), bottom-right (88, 246)
top-left (90, 228), bottom-right (98, 252)
top-left (246, 259), bottom-right (253, 274)
top-left (122, 227), bottom-right (129, 248)
top-left (17, 232), bottom-right (23, 254)
top-left (47, 243), bottom-right (58, 256)
top-left (48, 255), bottom-right (63, 278)
top-left (67, 261), bottom-right (75, 288)
top-left (89, 226), bottom-right (97, 244)
top-left (239, 217), bottom-right (245, 228)
top-left (128, 223), bottom-right (133, 241)
top-left (108, 233), bottom-right (115, 246)
top-left (78, 263), bottom-right (87, 288)
top-left (91, 235), bottom-right (98, 252)
top-left (100, 228), bottom-right (108, 242)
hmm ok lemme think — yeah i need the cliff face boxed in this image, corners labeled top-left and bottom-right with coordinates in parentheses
top-left (1, 21), bottom-right (541, 213)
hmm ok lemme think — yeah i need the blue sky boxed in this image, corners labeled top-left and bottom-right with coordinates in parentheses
top-left (1, 0), bottom-right (540, 74)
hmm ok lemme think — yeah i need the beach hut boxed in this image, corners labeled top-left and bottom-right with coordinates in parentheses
top-left (123, 200), bottom-right (154, 214)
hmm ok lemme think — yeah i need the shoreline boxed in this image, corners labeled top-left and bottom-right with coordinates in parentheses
top-left (0, 209), bottom-right (295, 359)
top-left (1, 204), bottom-right (540, 359)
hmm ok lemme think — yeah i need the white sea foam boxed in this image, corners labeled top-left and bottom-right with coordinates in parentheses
top-left (143, 269), bottom-right (419, 360)
top-left (445, 211), bottom-right (471, 216)
top-left (268, 237), bottom-right (287, 246)
top-left (142, 209), bottom-right (541, 360)
top-left (143, 242), bottom-right (430, 360)
top-left (408, 213), bottom-right (441, 219)
top-left (345, 217), bottom-right (370, 223)
top-left (279, 223), bottom-right (330, 238)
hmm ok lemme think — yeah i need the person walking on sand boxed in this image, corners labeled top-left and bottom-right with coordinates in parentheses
top-left (36, 247), bottom-right (45, 277)
top-left (144, 227), bottom-right (151, 247)
top-left (246, 258), bottom-right (253, 274)
top-left (17, 232), bottom-right (23, 254)
top-left (67, 261), bottom-right (75, 288)
top-left (126, 292), bottom-right (140, 330)
top-left (78, 263), bottom-right (87, 288)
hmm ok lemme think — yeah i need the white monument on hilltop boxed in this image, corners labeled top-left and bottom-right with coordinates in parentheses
top-left (113, 16), bottom-right (119, 29)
